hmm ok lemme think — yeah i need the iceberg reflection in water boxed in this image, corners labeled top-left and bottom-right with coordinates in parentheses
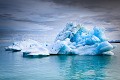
top-left (52, 55), bottom-right (112, 80)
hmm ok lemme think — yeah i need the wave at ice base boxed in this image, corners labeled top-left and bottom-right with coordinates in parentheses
top-left (6, 23), bottom-right (114, 56)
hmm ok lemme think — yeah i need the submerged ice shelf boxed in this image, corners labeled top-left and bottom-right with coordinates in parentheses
top-left (6, 23), bottom-right (115, 56)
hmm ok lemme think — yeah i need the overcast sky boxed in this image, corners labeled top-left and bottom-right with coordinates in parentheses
top-left (0, 0), bottom-right (120, 40)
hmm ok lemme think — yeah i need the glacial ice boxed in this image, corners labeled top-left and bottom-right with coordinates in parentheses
top-left (6, 23), bottom-right (115, 56)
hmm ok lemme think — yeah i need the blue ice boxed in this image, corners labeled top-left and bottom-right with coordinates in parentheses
top-left (6, 23), bottom-right (115, 56)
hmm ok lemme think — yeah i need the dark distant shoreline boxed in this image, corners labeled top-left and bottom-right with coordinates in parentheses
top-left (109, 40), bottom-right (120, 43)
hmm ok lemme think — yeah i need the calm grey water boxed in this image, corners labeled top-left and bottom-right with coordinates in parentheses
top-left (0, 30), bottom-right (120, 80)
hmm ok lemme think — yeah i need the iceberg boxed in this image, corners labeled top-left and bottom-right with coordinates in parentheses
top-left (6, 23), bottom-right (115, 56)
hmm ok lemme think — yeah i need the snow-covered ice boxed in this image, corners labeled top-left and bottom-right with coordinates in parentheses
top-left (6, 23), bottom-right (115, 56)
top-left (5, 39), bottom-right (41, 51)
